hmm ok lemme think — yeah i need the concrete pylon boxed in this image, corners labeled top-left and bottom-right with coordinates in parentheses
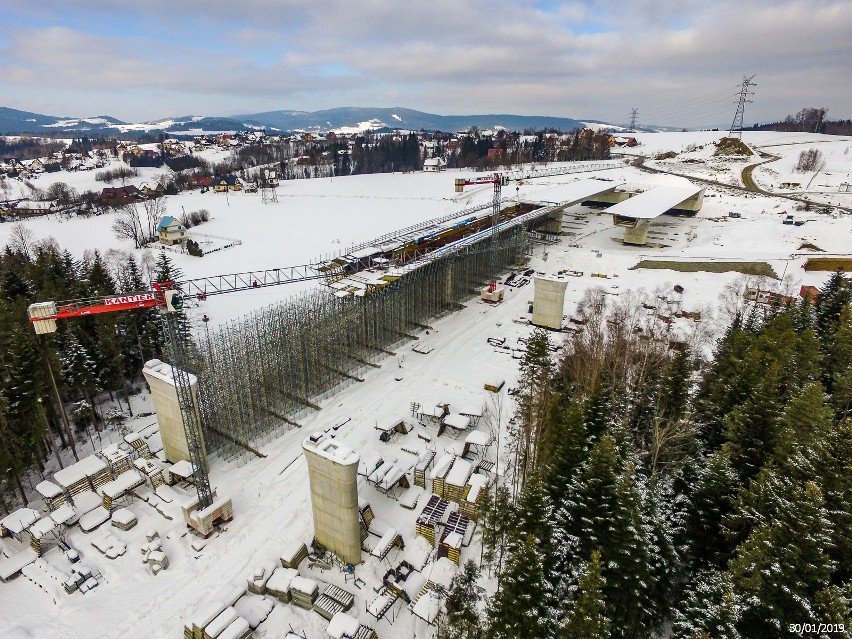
top-left (623, 219), bottom-right (650, 245)
top-left (302, 433), bottom-right (361, 564)
top-left (143, 359), bottom-right (205, 464)
top-left (532, 276), bottom-right (569, 330)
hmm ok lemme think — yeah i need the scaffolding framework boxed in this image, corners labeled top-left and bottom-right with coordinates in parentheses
top-left (195, 225), bottom-right (529, 462)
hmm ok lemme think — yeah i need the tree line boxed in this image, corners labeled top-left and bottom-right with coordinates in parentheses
top-left (0, 233), bottom-right (185, 510)
top-left (440, 273), bottom-right (852, 639)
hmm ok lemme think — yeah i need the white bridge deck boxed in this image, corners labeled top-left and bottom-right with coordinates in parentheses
top-left (608, 185), bottom-right (703, 220)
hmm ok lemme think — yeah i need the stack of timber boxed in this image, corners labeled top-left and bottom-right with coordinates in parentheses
top-left (279, 541), bottom-right (309, 569)
top-left (313, 583), bottom-right (355, 620)
top-left (413, 450), bottom-right (435, 488)
top-left (439, 512), bottom-right (470, 565)
top-left (54, 456), bottom-right (108, 498)
top-left (125, 432), bottom-right (153, 459)
top-left (35, 481), bottom-right (66, 511)
top-left (133, 457), bottom-right (166, 488)
top-left (359, 499), bottom-right (375, 527)
top-left (99, 444), bottom-right (133, 476)
top-left (408, 557), bottom-right (457, 625)
top-left (202, 606), bottom-right (238, 639)
top-left (371, 528), bottom-right (404, 561)
top-left (290, 576), bottom-right (319, 609)
top-left (326, 611), bottom-right (360, 639)
top-left (430, 454), bottom-right (455, 498)
top-left (458, 474), bottom-right (489, 520)
top-left (110, 508), bottom-right (137, 531)
top-left (247, 563), bottom-right (277, 595)
top-left (217, 617), bottom-right (252, 639)
top-left (184, 584), bottom-right (244, 639)
top-left (443, 459), bottom-right (473, 504)
top-left (265, 567), bottom-right (298, 602)
top-left (28, 517), bottom-right (58, 555)
top-left (99, 469), bottom-right (145, 511)
top-left (367, 587), bottom-right (399, 621)
top-left (354, 625), bottom-right (379, 639)
top-left (416, 494), bottom-right (449, 545)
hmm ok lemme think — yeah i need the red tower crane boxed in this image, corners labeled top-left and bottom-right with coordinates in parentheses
top-left (27, 282), bottom-right (216, 522)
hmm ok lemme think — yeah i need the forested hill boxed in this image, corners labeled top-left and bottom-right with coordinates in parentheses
top-left (449, 272), bottom-right (852, 638)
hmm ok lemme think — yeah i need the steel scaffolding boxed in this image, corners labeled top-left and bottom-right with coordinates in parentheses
top-left (195, 225), bottom-right (529, 462)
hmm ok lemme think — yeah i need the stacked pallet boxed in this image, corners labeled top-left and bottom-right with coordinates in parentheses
top-left (367, 587), bottom-right (399, 621)
top-left (185, 496), bottom-right (234, 537)
top-left (203, 606), bottom-right (238, 638)
top-left (413, 450), bottom-right (436, 488)
top-left (133, 457), bottom-right (165, 488)
top-left (314, 582), bottom-right (355, 619)
top-left (28, 516), bottom-right (58, 556)
top-left (444, 458), bottom-right (472, 503)
top-left (430, 454), bottom-right (455, 498)
top-left (265, 567), bottom-right (298, 602)
top-left (246, 563), bottom-right (276, 595)
top-left (89, 460), bottom-right (114, 492)
top-left (185, 584), bottom-right (244, 639)
top-left (416, 494), bottom-right (449, 545)
top-left (217, 617), bottom-right (251, 639)
top-left (289, 576), bottom-right (319, 609)
top-left (35, 481), bottom-right (66, 511)
top-left (54, 456), bottom-right (106, 498)
top-left (279, 541), bottom-right (308, 569)
top-left (459, 474), bottom-right (489, 520)
top-left (371, 528), bottom-right (403, 561)
top-left (99, 444), bottom-right (133, 476)
top-left (353, 625), bottom-right (378, 639)
top-left (359, 499), bottom-right (375, 527)
top-left (438, 512), bottom-right (470, 565)
top-left (124, 432), bottom-right (152, 459)
top-left (111, 508), bottom-right (137, 531)
top-left (99, 469), bottom-right (145, 511)
top-left (326, 612), bottom-right (360, 639)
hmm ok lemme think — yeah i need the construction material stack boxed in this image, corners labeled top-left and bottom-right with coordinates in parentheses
top-left (279, 541), bottom-right (308, 569)
top-left (416, 495), bottom-right (449, 545)
top-left (413, 450), bottom-right (435, 488)
top-left (430, 454), bottom-right (455, 498)
top-left (289, 576), bottom-right (319, 609)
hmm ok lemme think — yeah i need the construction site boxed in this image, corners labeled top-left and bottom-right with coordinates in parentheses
top-left (4, 128), bottom-right (851, 638)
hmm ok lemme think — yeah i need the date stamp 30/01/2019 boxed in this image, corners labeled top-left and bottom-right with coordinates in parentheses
top-left (789, 623), bottom-right (845, 635)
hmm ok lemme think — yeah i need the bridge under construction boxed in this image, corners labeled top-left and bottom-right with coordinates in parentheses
top-left (191, 174), bottom-right (626, 463)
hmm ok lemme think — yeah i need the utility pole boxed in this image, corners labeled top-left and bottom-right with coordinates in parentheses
top-left (628, 108), bottom-right (639, 132)
top-left (729, 74), bottom-right (757, 139)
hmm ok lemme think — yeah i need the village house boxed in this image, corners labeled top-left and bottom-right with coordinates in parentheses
top-left (213, 175), bottom-right (242, 192)
top-left (100, 185), bottom-right (141, 205)
top-left (423, 157), bottom-right (445, 172)
top-left (156, 216), bottom-right (187, 245)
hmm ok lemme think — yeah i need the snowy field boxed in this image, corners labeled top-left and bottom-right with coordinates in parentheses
top-left (2, 131), bottom-right (852, 638)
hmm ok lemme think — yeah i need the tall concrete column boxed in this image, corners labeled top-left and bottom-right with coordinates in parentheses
top-left (532, 276), bottom-right (569, 330)
top-left (143, 359), bottom-right (205, 464)
top-left (302, 434), bottom-right (361, 564)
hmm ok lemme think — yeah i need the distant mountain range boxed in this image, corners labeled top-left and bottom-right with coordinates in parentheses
top-left (0, 105), bottom-right (608, 137)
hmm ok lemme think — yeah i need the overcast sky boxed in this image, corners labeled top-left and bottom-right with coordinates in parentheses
top-left (0, 0), bottom-right (849, 128)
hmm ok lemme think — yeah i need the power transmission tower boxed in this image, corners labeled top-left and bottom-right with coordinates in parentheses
top-left (729, 74), bottom-right (757, 139)
top-left (628, 108), bottom-right (639, 132)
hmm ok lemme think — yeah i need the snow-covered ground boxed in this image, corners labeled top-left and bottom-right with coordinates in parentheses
top-left (2, 131), bottom-right (852, 638)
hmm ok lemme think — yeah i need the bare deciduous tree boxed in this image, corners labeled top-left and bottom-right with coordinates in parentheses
top-left (8, 222), bottom-right (36, 259)
top-left (111, 204), bottom-right (144, 249)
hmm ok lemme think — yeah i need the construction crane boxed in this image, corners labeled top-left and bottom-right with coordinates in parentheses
top-left (454, 160), bottom-right (621, 282)
top-left (26, 283), bottom-right (219, 519)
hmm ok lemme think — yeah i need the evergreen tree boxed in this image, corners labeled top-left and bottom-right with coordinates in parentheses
top-left (722, 380), bottom-right (782, 482)
top-left (442, 560), bottom-right (484, 639)
top-left (729, 477), bottom-right (834, 637)
top-left (543, 400), bottom-right (586, 503)
top-left (681, 450), bottom-right (740, 570)
top-left (814, 269), bottom-right (851, 342)
top-left (561, 550), bottom-right (609, 639)
top-left (814, 419), bottom-right (852, 584)
top-left (487, 535), bottom-right (552, 639)
top-left (671, 570), bottom-right (740, 639)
